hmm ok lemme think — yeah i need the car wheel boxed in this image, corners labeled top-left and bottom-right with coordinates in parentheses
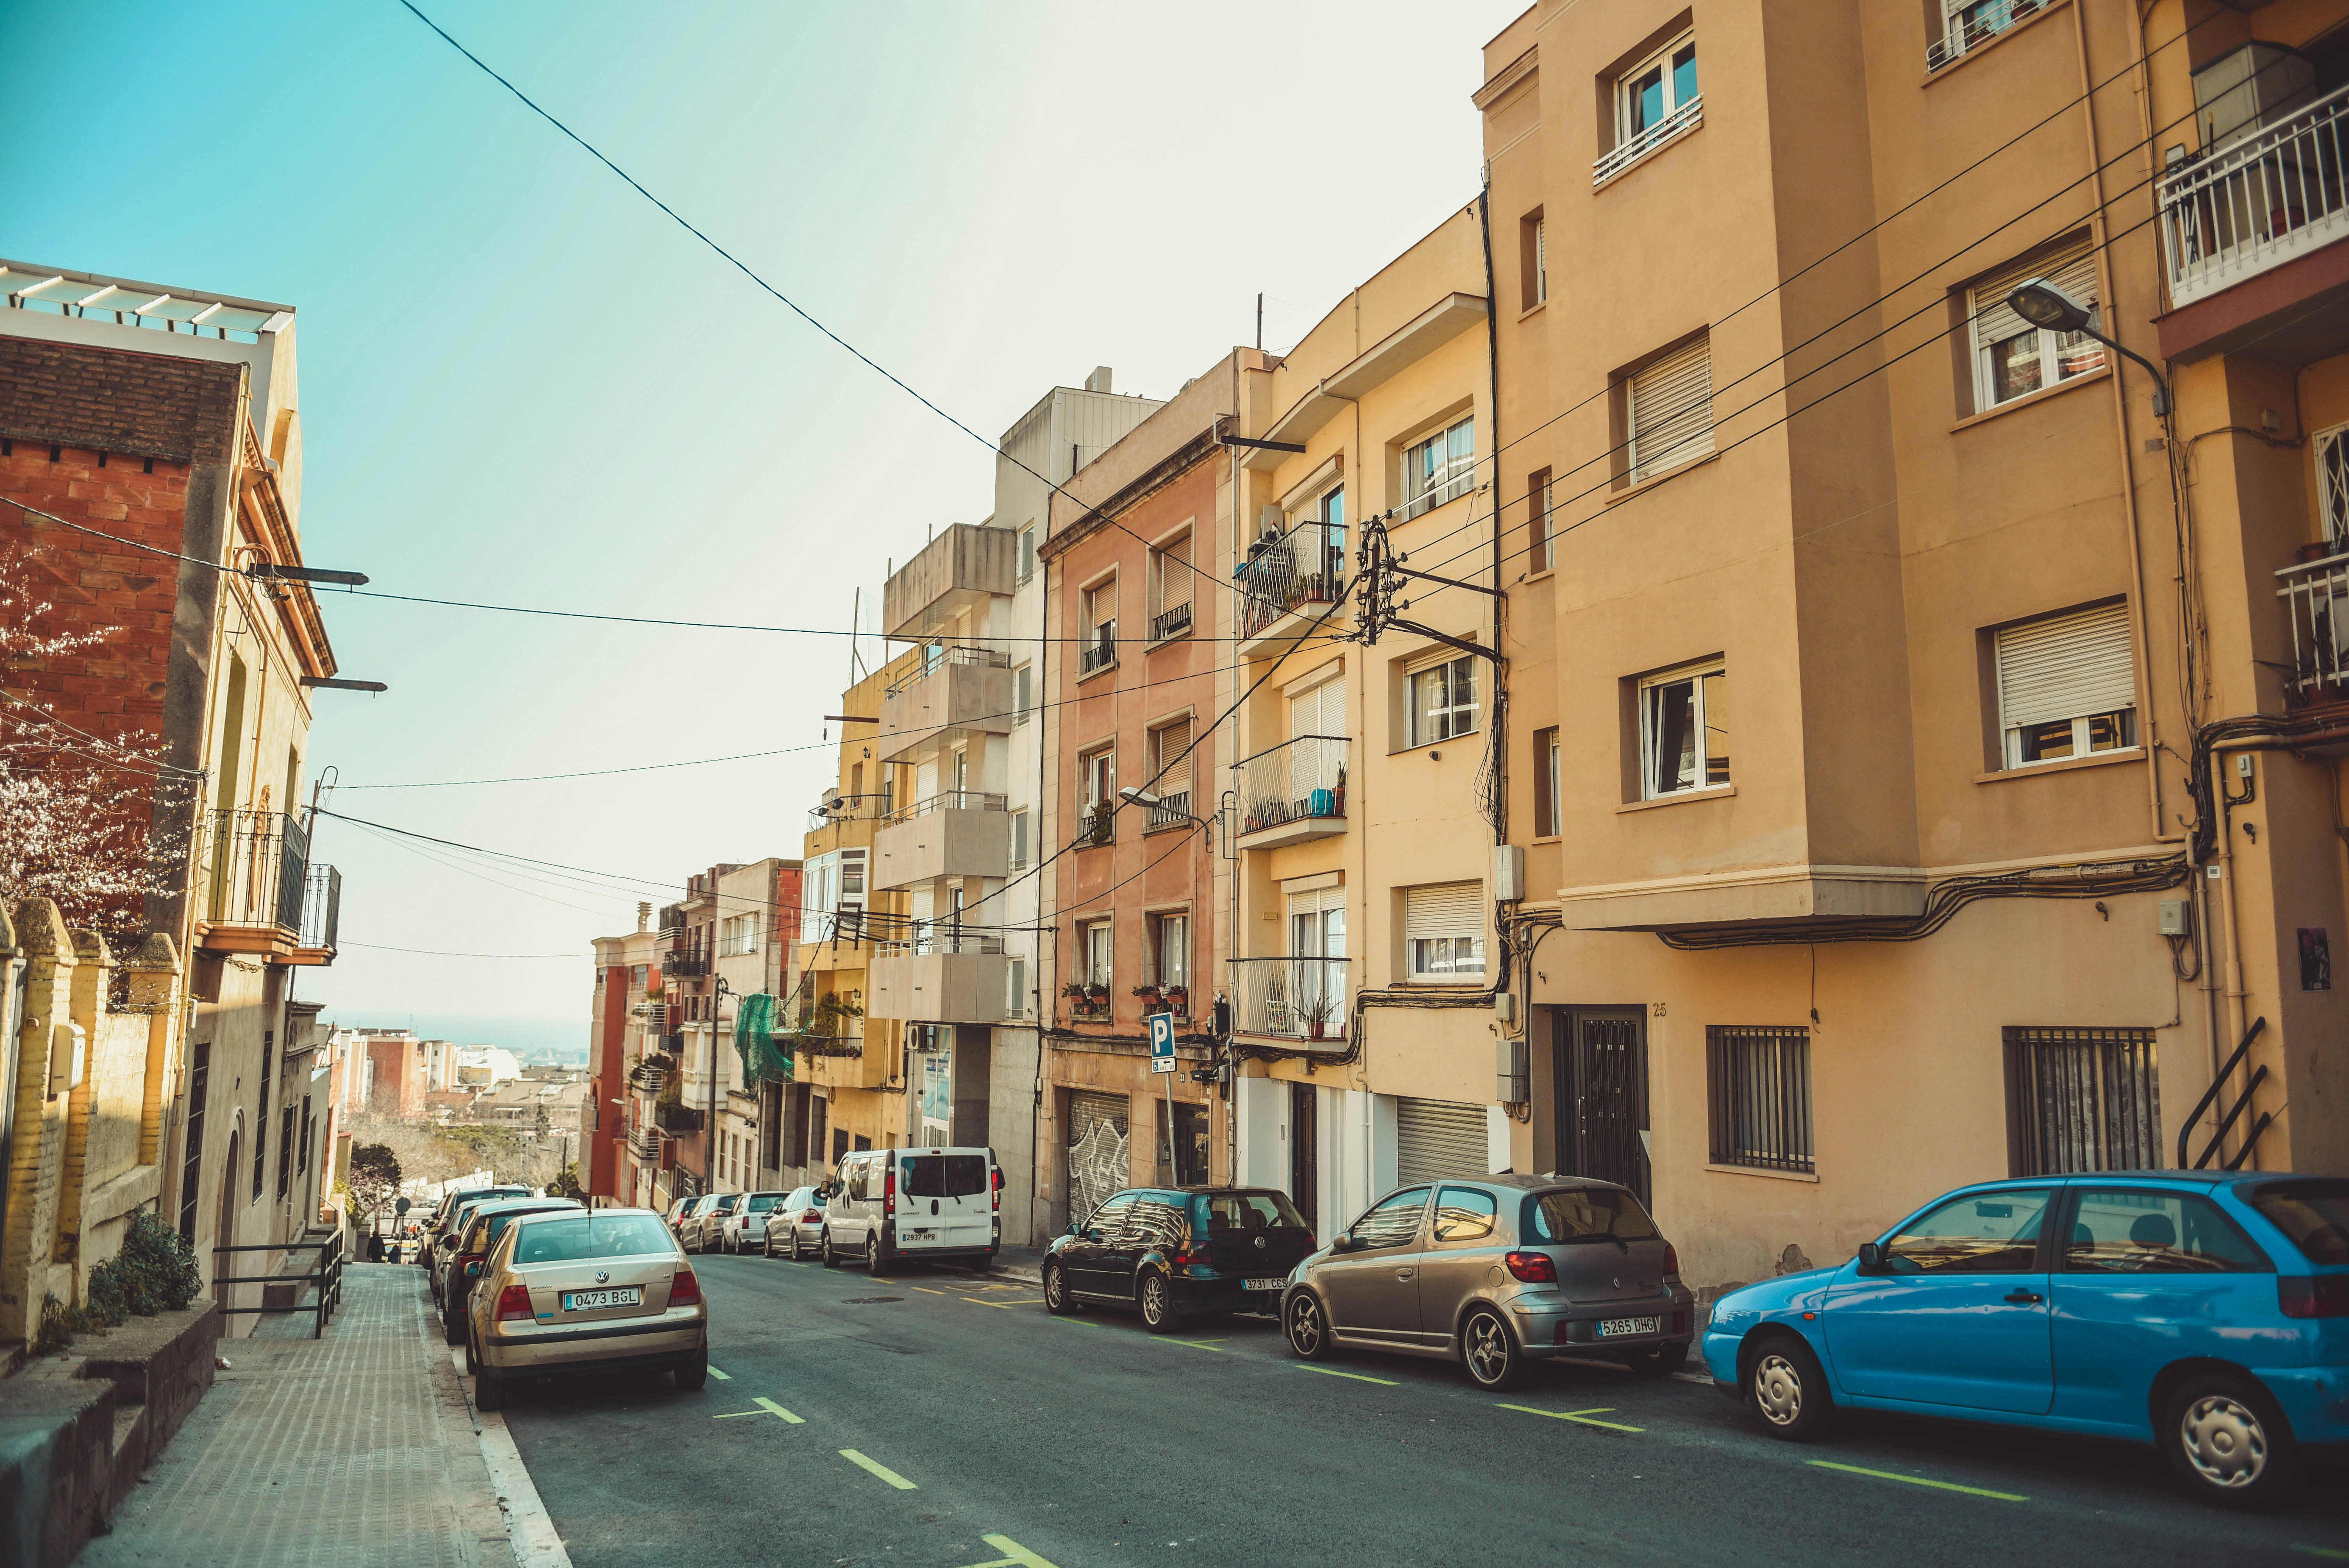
top-left (2163, 1373), bottom-right (2301, 1509)
top-left (442, 1287), bottom-right (465, 1345)
top-left (474, 1360), bottom-right (507, 1413)
top-left (821, 1229), bottom-right (841, 1268)
top-left (674, 1348), bottom-right (709, 1393)
top-left (866, 1233), bottom-right (890, 1277)
top-left (1746, 1333), bottom-right (1835, 1441)
top-left (1139, 1270), bottom-right (1181, 1334)
top-left (789, 1231), bottom-right (805, 1262)
top-left (1285, 1290), bottom-right (1334, 1361)
top-left (1625, 1342), bottom-right (1689, 1378)
top-left (1461, 1306), bottom-right (1528, 1392)
top-left (1043, 1261), bottom-right (1080, 1315)
top-left (463, 1327), bottom-right (480, 1379)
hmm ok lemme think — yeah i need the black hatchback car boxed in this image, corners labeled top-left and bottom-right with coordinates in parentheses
top-left (1044, 1187), bottom-right (1318, 1331)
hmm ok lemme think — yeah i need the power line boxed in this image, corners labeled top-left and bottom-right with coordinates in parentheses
top-left (340, 941), bottom-right (581, 958)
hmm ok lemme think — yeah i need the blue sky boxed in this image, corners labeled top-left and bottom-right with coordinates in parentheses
top-left (2, 0), bottom-right (1522, 1053)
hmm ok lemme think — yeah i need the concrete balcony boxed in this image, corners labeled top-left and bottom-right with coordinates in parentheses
top-left (1235, 520), bottom-right (1349, 659)
top-left (875, 652), bottom-right (1015, 763)
top-left (1554, 863), bottom-right (1928, 933)
top-left (884, 523), bottom-right (1016, 640)
top-left (870, 938), bottom-right (1011, 1026)
top-left (871, 792), bottom-right (1010, 892)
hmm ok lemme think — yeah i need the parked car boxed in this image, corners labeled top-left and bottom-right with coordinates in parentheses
top-left (440, 1197), bottom-right (582, 1343)
top-left (465, 1207), bottom-right (707, 1411)
top-left (1704, 1172), bottom-right (2349, 1509)
top-left (422, 1184), bottom-right (530, 1273)
top-left (721, 1191), bottom-right (790, 1253)
top-left (1044, 1187), bottom-right (1318, 1331)
top-left (1281, 1177), bottom-right (1693, 1391)
top-left (821, 1147), bottom-right (1001, 1272)
top-left (431, 1199), bottom-right (502, 1299)
top-left (763, 1186), bottom-right (827, 1259)
top-left (679, 1192), bottom-right (743, 1253)
top-left (663, 1197), bottom-right (693, 1239)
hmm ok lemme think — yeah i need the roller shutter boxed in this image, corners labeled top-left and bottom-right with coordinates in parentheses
top-left (1403, 882), bottom-right (1484, 944)
top-left (1066, 1091), bottom-right (1131, 1225)
top-left (1395, 1097), bottom-right (1490, 1187)
top-left (1628, 336), bottom-right (1715, 482)
top-left (1996, 603), bottom-right (2134, 731)
top-left (1971, 242), bottom-right (2098, 353)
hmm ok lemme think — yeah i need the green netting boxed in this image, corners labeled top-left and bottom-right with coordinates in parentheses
top-left (734, 991), bottom-right (795, 1085)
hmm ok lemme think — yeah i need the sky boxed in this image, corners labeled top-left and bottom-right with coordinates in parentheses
top-left (2, 0), bottom-right (1524, 1055)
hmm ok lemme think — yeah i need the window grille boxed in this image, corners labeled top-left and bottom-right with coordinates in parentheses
top-left (1707, 1026), bottom-right (1814, 1173)
top-left (2004, 1025), bottom-right (2161, 1176)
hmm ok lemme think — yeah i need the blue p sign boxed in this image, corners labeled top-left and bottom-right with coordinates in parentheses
top-left (1149, 1012), bottom-right (1177, 1073)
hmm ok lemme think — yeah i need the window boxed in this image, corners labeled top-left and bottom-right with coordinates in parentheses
top-left (1009, 810), bottom-right (1030, 869)
top-left (1931, 0), bottom-right (2052, 71)
top-left (298, 1096), bottom-right (312, 1175)
top-left (1520, 211), bottom-right (1547, 310)
top-left (1007, 957), bottom-right (1027, 1016)
top-left (1146, 718), bottom-right (1192, 823)
top-left (2317, 424), bottom-right (2349, 553)
top-left (720, 911), bottom-right (762, 956)
top-left (1994, 604), bottom-right (2136, 768)
top-left (1081, 579), bottom-right (1117, 676)
top-left (253, 1031), bottom-right (273, 1203)
top-left (1533, 725), bottom-right (1561, 837)
top-left (1528, 469), bottom-right (1554, 572)
top-left (1401, 417), bottom-right (1475, 520)
top-left (1969, 241), bottom-right (2103, 411)
top-left (276, 1102), bottom-right (294, 1198)
top-left (1348, 1186), bottom-right (1430, 1248)
top-left (800, 849), bottom-right (868, 943)
top-left (1149, 533), bottom-right (1194, 643)
top-left (2003, 1025), bottom-right (2160, 1175)
top-left (1598, 32), bottom-right (1700, 184)
top-left (1017, 526), bottom-right (1037, 586)
top-left (1081, 748), bottom-right (1116, 845)
top-left (1432, 1186), bottom-right (1498, 1242)
top-left (1150, 912), bottom-right (1189, 989)
top-left (1626, 336), bottom-right (1715, 483)
top-left (1403, 882), bottom-right (1485, 980)
top-left (1526, 1188), bottom-right (1661, 1243)
top-left (1082, 919), bottom-right (1114, 988)
top-left (1014, 664), bottom-right (1032, 724)
top-left (2248, 1181), bottom-right (2349, 1265)
top-left (1883, 1189), bottom-right (2050, 1274)
top-left (1410, 655), bottom-right (1479, 745)
top-left (1706, 1025), bottom-right (1813, 1174)
top-left (2065, 1189), bottom-right (2267, 1274)
top-left (1639, 662), bottom-right (1729, 797)
top-left (631, 963), bottom-right (647, 989)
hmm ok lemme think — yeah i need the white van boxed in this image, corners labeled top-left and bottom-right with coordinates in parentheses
top-left (821, 1146), bottom-right (1000, 1274)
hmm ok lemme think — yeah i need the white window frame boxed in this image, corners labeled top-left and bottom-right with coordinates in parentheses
top-left (1529, 470), bottom-right (1554, 572)
top-left (1149, 531), bottom-right (1195, 643)
top-left (1150, 911), bottom-right (1190, 989)
top-left (1400, 418), bottom-right (1475, 521)
top-left (1013, 664), bottom-right (1033, 724)
top-left (1009, 809), bottom-right (1030, 869)
top-left (1403, 882), bottom-right (1486, 982)
top-left (1408, 654), bottom-right (1481, 747)
top-left (1596, 31), bottom-right (1701, 184)
top-left (2316, 421), bottom-right (2349, 552)
top-left (1017, 526), bottom-right (1038, 585)
top-left (1638, 661), bottom-right (1730, 799)
top-left (1993, 604), bottom-right (2139, 770)
top-left (1082, 919), bottom-right (1114, 988)
top-left (1969, 241), bottom-right (2104, 414)
top-left (1083, 747), bottom-right (1116, 810)
top-left (1932, 0), bottom-right (2050, 71)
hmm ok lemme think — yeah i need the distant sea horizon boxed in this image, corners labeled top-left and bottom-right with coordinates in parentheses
top-left (322, 1010), bottom-right (586, 1064)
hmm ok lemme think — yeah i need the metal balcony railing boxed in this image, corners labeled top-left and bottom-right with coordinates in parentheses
top-left (198, 809), bottom-right (309, 934)
top-left (666, 952), bottom-right (710, 978)
top-left (1077, 802), bottom-right (1115, 848)
top-left (1236, 521), bottom-right (1346, 641)
top-left (1144, 789), bottom-right (1191, 831)
top-left (1228, 956), bottom-right (1351, 1042)
top-left (300, 864), bottom-right (340, 953)
top-left (1080, 621), bottom-right (1117, 676)
top-left (2278, 549), bottom-right (2349, 707)
top-left (884, 789), bottom-right (1007, 825)
top-left (654, 1101), bottom-right (705, 1134)
top-left (1149, 602), bottom-right (1194, 643)
top-left (1593, 94), bottom-right (1702, 187)
top-left (627, 1126), bottom-right (665, 1161)
top-left (807, 792), bottom-right (893, 831)
top-left (873, 921), bottom-right (1005, 958)
top-left (2162, 85), bottom-right (2349, 309)
top-left (886, 642), bottom-right (1011, 698)
top-left (1234, 736), bottom-right (1347, 837)
top-left (1926, 0), bottom-right (2049, 71)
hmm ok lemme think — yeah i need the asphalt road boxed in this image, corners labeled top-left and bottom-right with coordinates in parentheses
top-left (483, 1251), bottom-right (2349, 1568)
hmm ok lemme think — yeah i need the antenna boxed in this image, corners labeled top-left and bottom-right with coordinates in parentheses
top-left (1256, 291), bottom-right (1263, 351)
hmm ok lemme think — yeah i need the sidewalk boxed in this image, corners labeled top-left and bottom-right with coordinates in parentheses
top-left (987, 1243), bottom-right (1048, 1286)
top-left (78, 1264), bottom-right (515, 1568)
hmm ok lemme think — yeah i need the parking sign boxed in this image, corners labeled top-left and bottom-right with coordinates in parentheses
top-left (1149, 1012), bottom-right (1177, 1073)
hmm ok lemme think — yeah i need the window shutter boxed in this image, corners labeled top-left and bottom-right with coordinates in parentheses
top-left (1535, 219), bottom-right (1547, 303)
top-left (1158, 535), bottom-right (1192, 609)
top-left (1154, 718), bottom-right (1193, 792)
top-left (1972, 241), bottom-right (2097, 350)
top-left (1403, 882), bottom-right (1484, 943)
top-left (914, 761), bottom-right (937, 802)
top-left (1089, 579), bottom-right (1118, 626)
top-left (1996, 603), bottom-right (2135, 731)
top-left (1395, 1098), bottom-right (1490, 1186)
top-left (1628, 336), bottom-right (1715, 481)
top-left (1292, 677), bottom-right (1344, 740)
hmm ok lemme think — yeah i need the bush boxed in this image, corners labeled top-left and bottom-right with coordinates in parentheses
top-left (89, 1208), bottom-right (203, 1319)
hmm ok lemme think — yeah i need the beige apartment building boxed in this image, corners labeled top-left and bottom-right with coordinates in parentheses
top-left (1458, 0), bottom-right (2349, 1296)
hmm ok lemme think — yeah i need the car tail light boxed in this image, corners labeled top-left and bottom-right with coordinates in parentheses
top-left (992, 1167), bottom-right (1005, 1191)
top-left (884, 1167), bottom-right (896, 1216)
top-left (669, 1268), bottom-right (703, 1308)
top-left (1663, 1244), bottom-right (1681, 1278)
top-left (1503, 1251), bottom-right (1559, 1283)
top-left (2279, 1275), bottom-right (2349, 1319)
top-left (803, 1209), bottom-right (821, 1223)
top-left (1173, 1236), bottom-right (1212, 1267)
top-left (494, 1285), bottom-right (535, 1322)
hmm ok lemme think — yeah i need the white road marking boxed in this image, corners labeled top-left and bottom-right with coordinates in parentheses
top-left (449, 1346), bottom-right (574, 1568)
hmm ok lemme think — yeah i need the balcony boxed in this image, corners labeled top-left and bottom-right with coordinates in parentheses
top-left (1233, 736), bottom-right (1347, 848)
top-left (875, 647), bottom-right (1015, 763)
top-left (2159, 86), bottom-right (2349, 363)
top-left (1143, 789), bottom-right (1192, 832)
top-left (1148, 601), bottom-right (1193, 643)
top-left (626, 1057), bottom-right (672, 1094)
top-left (1078, 621), bottom-right (1118, 677)
top-left (1926, 0), bottom-right (2049, 72)
top-left (654, 1101), bottom-right (704, 1135)
top-left (1075, 801), bottom-right (1115, 850)
top-left (665, 952), bottom-right (710, 978)
top-left (870, 927), bottom-right (1011, 1026)
top-left (883, 523), bottom-right (1016, 639)
top-left (2279, 549), bottom-right (2349, 709)
top-left (871, 790), bottom-right (1010, 891)
top-left (196, 809), bottom-right (338, 962)
top-left (1593, 94), bottom-right (1702, 188)
top-left (1228, 957), bottom-right (1351, 1047)
top-left (807, 792), bottom-right (893, 832)
top-left (626, 1126), bottom-right (667, 1163)
top-left (1235, 520), bottom-right (1348, 656)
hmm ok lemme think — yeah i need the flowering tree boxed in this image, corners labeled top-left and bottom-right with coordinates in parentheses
top-left (0, 534), bottom-right (194, 943)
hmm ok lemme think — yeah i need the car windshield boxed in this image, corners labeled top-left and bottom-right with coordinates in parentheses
top-left (2249, 1180), bottom-right (2349, 1266)
top-left (903, 1154), bottom-right (990, 1198)
top-left (513, 1214), bottom-right (675, 1265)
top-left (1199, 1192), bottom-right (1310, 1233)
top-left (1525, 1188), bottom-right (1661, 1244)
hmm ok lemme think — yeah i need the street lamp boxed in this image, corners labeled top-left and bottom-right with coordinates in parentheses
top-left (1118, 786), bottom-right (1209, 827)
top-left (2004, 278), bottom-right (2170, 415)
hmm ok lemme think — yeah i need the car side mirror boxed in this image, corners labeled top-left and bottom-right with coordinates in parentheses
top-left (1856, 1241), bottom-right (1887, 1275)
top-left (1066, 1219), bottom-right (1083, 1238)
top-left (1330, 1234), bottom-right (1355, 1254)
top-left (465, 1261), bottom-right (483, 1278)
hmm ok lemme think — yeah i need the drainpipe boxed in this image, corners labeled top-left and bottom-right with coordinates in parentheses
top-left (1476, 179), bottom-right (1508, 850)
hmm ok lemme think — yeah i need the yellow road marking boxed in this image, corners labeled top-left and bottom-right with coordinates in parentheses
top-left (1807, 1461), bottom-right (2026, 1502)
top-left (1296, 1364), bottom-right (1400, 1386)
top-left (1050, 1316), bottom-right (1104, 1327)
top-left (913, 1286), bottom-right (954, 1296)
top-left (958, 1534), bottom-right (1063, 1568)
top-left (715, 1396), bottom-right (803, 1424)
top-left (967, 1297), bottom-right (1044, 1309)
top-left (1160, 1338), bottom-right (1229, 1352)
top-left (839, 1448), bottom-right (918, 1490)
top-left (1497, 1402), bottom-right (1646, 1433)
top-left (2293, 1548), bottom-right (2349, 1561)
top-left (707, 1366), bottom-right (732, 1380)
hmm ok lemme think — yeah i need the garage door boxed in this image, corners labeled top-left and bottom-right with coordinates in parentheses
top-left (1066, 1090), bottom-right (1131, 1226)
top-left (1395, 1096), bottom-right (1488, 1187)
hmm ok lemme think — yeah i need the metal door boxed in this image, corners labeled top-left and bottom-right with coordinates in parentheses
top-left (1289, 1082), bottom-right (1317, 1230)
top-left (1556, 1010), bottom-right (1650, 1205)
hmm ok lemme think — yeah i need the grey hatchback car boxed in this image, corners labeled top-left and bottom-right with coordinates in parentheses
top-left (1282, 1176), bottom-right (1695, 1391)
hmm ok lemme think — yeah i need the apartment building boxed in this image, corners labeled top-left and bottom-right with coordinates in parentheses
top-left (872, 373), bottom-right (1162, 1242)
top-left (588, 910), bottom-right (663, 1203)
top-left (712, 855), bottom-right (799, 1190)
top-left (1216, 216), bottom-right (1503, 1245)
top-left (1, 260), bottom-right (348, 1333)
top-left (655, 866), bottom-right (737, 1203)
top-left (1038, 362), bottom-right (1247, 1231)
top-left (1460, 0), bottom-right (2349, 1295)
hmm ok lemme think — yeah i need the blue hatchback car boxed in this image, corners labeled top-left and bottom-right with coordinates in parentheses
top-left (1703, 1172), bottom-right (2349, 1508)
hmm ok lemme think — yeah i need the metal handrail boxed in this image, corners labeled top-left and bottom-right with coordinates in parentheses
top-left (883, 789), bottom-right (1008, 825)
top-left (2161, 83), bottom-right (2349, 306)
top-left (1235, 522), bottom-right (1345, 640)
top-left (299, 864), bottom-right (340, 952)
top-left (211, 1230), bottom-right (344, 1338)
top-left (1235, 735), bottom-right (1348, 836)
top-left (1080, 623), bottom-right (1117, 675)
top-left (198, 809), bottom-right (310, 934)
top-left (1927, 0), bottom-right (2049, 71)
top-left (1227, 956), bottom-right (1351, 1042)
top-left (886, 643), bottom-right (1011, 697)
top-left (2276, 550), bottom-right (2349, 707)
top-left (1593, 93), bottom-right (1703, 186)
top-left (2178, 1016), bottom-right (2269, 1170)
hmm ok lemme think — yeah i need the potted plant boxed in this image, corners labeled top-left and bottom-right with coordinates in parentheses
top-left (1301, 992), bottom-right (1337, 1041)
top-left (1061, 980), bottom-right (1089, 1000)
top-left (1132, 983), bottom-right (1163, 1002)
top-left (1165, 985), bottom-right (1189, 1015)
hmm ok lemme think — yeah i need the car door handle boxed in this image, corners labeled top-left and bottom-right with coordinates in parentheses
top-left (1396, 1269), bottom-right (1414, 1281)
top-left (2003, 1289), bottom-right (2044, 1305)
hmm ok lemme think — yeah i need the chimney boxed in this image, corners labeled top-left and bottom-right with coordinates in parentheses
top-left (1084, 366), bottom-right (1112, 394)
top-left (636, 902), bottom-right (651, 932)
